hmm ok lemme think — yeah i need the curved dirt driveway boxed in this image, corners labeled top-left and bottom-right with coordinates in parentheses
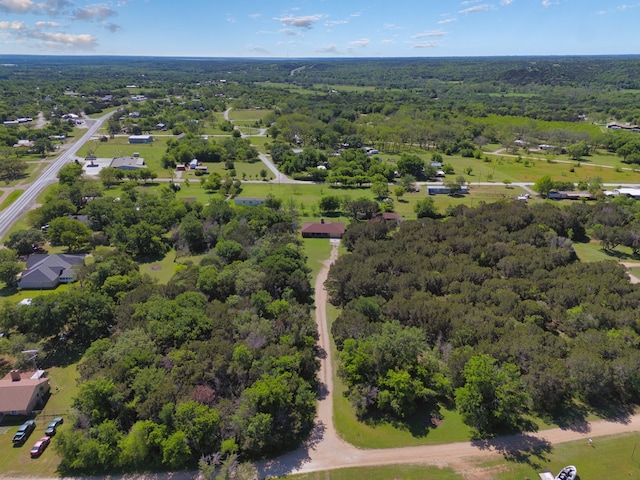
top-left (257, 243), bottom-right (640, 479)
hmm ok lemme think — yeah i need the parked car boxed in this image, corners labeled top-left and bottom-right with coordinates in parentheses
top-left (12, 420), bottom-right (36, 445)
top-left (30, 436), bottom-right (51, 458)
top-left (44, 417), bottom-right (64, 436)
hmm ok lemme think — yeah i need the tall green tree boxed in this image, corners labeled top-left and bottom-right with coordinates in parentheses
top-left (455, 354), bottom-right (530, 435)
top-left (0, 248), bottom-right (23, 288)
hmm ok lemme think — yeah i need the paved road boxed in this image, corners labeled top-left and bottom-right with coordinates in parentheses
top-left (0, 111), bottom-right (115, 239)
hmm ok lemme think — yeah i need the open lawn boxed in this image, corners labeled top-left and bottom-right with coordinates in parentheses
top-left (228, 109), bottom-right (272, 122)
top-left (138, 249), bottom-right (183, 284)
top-left (573, 240), bottom-right (640, 263)
top-left (282, 465), bottom-right (462, 480)
top-left (181, 161), bottom-right (274, 182)
top-left (303, 238), bottom-right (334, 280)
top-left (76, 135), bottom-right (172, 174)
top-left (491, 432), bottom-right (640, 480)
top-left (428, 153), bottom-right (640, 184)
top-left (0, 189), bottom-right (23, 211)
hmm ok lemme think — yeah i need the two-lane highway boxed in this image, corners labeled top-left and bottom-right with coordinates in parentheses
top-left (0, 111), bottom-right (115, 240)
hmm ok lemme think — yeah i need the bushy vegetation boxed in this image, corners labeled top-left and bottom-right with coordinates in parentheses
top-left (327, 200), bottom-right (640, 435)
top-left (0, 189), bottom-right (317, 473)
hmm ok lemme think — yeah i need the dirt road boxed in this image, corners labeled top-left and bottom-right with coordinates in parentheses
top-left (257, 243), bottom-right (640, 479)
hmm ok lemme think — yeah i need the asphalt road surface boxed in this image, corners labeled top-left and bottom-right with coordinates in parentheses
top-left (0, 111), bottom-right (115, 239)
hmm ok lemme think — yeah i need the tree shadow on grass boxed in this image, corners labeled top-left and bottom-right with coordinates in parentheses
top-left (359, 404), bottom-right (445, 439)
top-left (0, 285), bottom-right (18, 298)
top-left (547, 404), bottom-right (590, 433)
top-left (588, 402), bottom-right (636, 425)
top-left (472, 433), bottom-right (552, 471)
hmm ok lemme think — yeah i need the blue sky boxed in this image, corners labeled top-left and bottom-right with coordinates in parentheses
top-left (0, 0), bottom-right (638, 57)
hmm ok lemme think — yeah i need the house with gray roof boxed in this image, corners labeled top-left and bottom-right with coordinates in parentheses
top-left (17, 254), bottom-right (85, 290)
top-left (110, 156), bottom-right (147, 170)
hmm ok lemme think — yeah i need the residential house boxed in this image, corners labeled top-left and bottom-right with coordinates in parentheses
top-left (17, 254), bottom-right (85, 290)
top-left (0, 370), bottom-right (50, 416)
top-left (301, 220), bottom-right (345, 239)
top-left (368, 212), bottom-right (402, 224)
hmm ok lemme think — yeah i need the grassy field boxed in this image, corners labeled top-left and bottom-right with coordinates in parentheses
top-left (491, 432), bottom-right (640, 480)
top-left (0, 189), bottom-right (23, 211)
top-left (76, 135), bottom-right (172, 174)
top-left (282, 465), bottom-right (462, 480)
top-left (573, 240), bottom-right (640, 263)
top-left (228, 109), bottom-right (272, 122)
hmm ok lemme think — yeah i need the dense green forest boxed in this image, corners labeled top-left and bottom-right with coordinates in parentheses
top-left (328, 199), bottom-right (640, 433)
top-left (1, 185), bottom-right (317, 472)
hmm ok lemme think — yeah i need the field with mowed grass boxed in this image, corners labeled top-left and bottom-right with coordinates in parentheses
top-left (282, 465), bottom-right (462, 480)
top-left (490, 432), bottom-right (640, 480)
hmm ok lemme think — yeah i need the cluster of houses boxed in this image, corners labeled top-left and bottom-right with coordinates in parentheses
top-left (3, 117), bottom-right (32, 126)
top-left (607, 122), bottom-right (640, 133)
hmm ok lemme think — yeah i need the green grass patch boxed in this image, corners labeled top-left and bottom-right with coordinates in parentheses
top-left (303, 238), bottom-right (334, 280)
top-left (77, 135), bottom-right (172, 175)
top-left (0, 189), bottom-right (23, 211)
top-left (469, 114), bottom-right (602, 136)
top-left (491, 432), bottom-right (640, 480)
top-left (573, 240), bottom-right (640, 263)
top-left (138, 249), bottom-right (182, 284)
top-left (282, 464), bottom-right (462, 480)
top-left (228, 109), bottom-right (272, 122)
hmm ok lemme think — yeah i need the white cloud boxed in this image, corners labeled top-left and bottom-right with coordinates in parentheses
top-left (279, 28), bottom-right (302, 37)
top-left (381, 39), bottom-right (394, 44)
top-left (541, 0), bottom-right (558, 6)
top-left (29, 30), bottom-right (97, 48)
top-left (412, 30), bottom-right (445, 39)
top-left (276, 14), bottom-right (324, 29)
top-left (348, 38), bottom-right (369, 48)
top-left (317, 44), bottom-right (338, 53)
top-left (412, 41), bottom-right (440, 49)
top-left (350, 11), bottom-right (361, 17)
top-left (0, 20), bottom-right (28, 30)
top-left (35, 21), bottom-right (60, 28)
top-left (438, 17), bottom-right (457, 24)
top-left (325, 20), bottom-right (348, 27)
top-left (0, 0), bottom-right (34, 14)
top-left (596, 3), bottom-right (640, 14)
top-left (502, 0), bottom-right (514, 5)
top-left (73, 4), bottom-right (117, 21)
top-left (249, 13), bottom-right (261, 19)
top-left (0, 0), bottom-right (72, 15)
top-left (459, 4), bottom-right (490, 14)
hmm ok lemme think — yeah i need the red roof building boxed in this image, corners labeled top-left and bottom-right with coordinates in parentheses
top-left (301, 220), bottom-right (345, 238)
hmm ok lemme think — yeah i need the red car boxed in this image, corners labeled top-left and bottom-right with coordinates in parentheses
top-left (30, 436), bottom-right (50, 458)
